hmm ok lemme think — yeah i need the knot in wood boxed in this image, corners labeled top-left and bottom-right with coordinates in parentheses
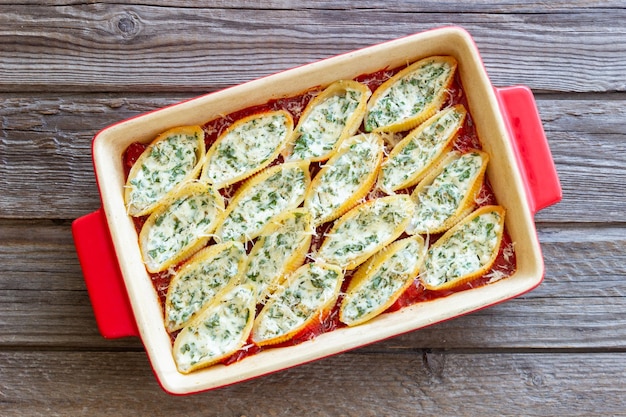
top-left (422, 349), bottom-right (446, 379)
top-left (530, 373), bottom-right (544, 387)
top-left (116, 12), bottom-right (140, 39)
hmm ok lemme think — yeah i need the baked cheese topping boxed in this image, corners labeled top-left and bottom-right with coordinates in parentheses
top-left (251, 262), bottom-right (343, 346)
top-left (365, 56), bottom-right (456, 132)
top-left (125, 126), bottom-right (205, 216)
top-left (165, 242), bottom-right (246, 332)
top-left (305, 133), bottom-right (383, 225)
top-left (242, 209), bottom-right (313, 303)
top-left (317, 195), bottom-right (414, 269)
top-left (216, 161), bottom-right (310, 242)
top-left (340, 236), bottom-right (424, 326)
top-left (379, 105), bottom-right (466, 193)
top-left (173, 284), bottom-right (256, 373)
top-left (408, 150), bottom-right (486, 235)
top-left (140, 182), bottom-right (224, 273)
top-left (289, 80), bottom-right (369, 161)
top-left (422, 206), bottom-right (505, 289)
top-left (201, 110), bottom-right (293, 188)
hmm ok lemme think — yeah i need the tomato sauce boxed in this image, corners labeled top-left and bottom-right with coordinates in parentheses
top-left (122, 65), bottom-right (517, 366)
top-left (122, 141), bottom-right (148, 178)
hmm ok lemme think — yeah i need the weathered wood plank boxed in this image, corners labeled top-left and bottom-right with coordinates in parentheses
top-left (1, 221), bottom-right (625, 350)
top-left (0, 219), bottom-right (143, 349)
top-left (534, 98), bottom-right (626, 222)
top-left (0, 350), bottom-right (624, 415)
top-left (0, 294), bottom-right (143, 350)
top-left (8, 1), bottom-right (623, 11)
top-left (2, 96), bottom-right (624, 221)
top-left (537, 225), bottom-right (626, 298)
top-left (0, 4), bottom-right (624, 93)
top-left (0, 94), bottom-right (177, 219)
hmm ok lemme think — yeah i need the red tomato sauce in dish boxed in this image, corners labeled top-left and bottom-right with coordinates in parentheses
top-left (122, 66), bottom-right (517, 365)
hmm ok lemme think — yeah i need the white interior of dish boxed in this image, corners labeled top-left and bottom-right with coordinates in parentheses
top-left (92, 26), bottom-right (543, 394)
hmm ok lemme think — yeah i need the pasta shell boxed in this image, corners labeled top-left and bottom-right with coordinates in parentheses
top-left (201, 110), bottom-right (293, 189)
top-left (407, 149), bottom-right (489, 235)
top-left (421, 205), bottom-right (506, 291)
top-left (340, 236), bottom-right (425, 326)
top-left (378, 104), bottom-right (466, 193)
top-left (215, 161), bottom-right (311, 243)
top-left (125, 125), bottom-right (205, 216)
top-left (164, 241), bottom-right (247, 332)
top-left (364, 56), bottom-right (457, 133)
top-left (316, 195), bottom-right (414, 270)
top-left (139, 181), bottom-right (225, 273)
top-left (173, 284), bottom-right (256, 373)
top-left (241, 208), bottom-right (314, 304)
top-left (286, 80), bottom-right (370, 162)
top-left (251, 262), bottom-right (344, 347)
top-left (304, 133), bottom-right (384, 226)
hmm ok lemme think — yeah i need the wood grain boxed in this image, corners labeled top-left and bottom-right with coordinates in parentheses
top-left (0, 350), bottom-right (624, 416)
top-left (0, 4), bottom-right (624, 93)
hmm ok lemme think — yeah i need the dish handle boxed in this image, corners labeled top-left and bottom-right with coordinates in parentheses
top-left (72, 208), bottom-right (139, 339)
top-left (494, 85), bottom-right (562, 214)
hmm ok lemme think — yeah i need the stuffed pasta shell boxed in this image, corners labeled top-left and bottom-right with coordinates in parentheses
top-left (364, 56), bottom-right (457, 133)
top-left (173, 284), bottom-right (256, 373)
top-left (304, 133), bottom-right (383, 225)
top-left (340, 236), bottom-right (425, 326)
top-left (240, 208), bottom-right (314, 304)
top-left (286, 80), bottom-right (370, 162)
top-left (139, 181), bottom-right (224, 273)
top-left (201, 110), bottom-right (293, 189)
top-left (378, 104), bottom-right (466, 194)
top-left (316, 195), bottom-right (414, 270)
top-left (421, 205), bottom-right (505, 291)
top-left (251, 262), bottom-right (343, 346)
top-left (125, 125), bottom-right (205, 216)
top-left (407, 149), bottom-right (489, 235)
top-left (215, 161), bottom-right (310, 243)
top-left (165, 241), bottom-right (247, 332)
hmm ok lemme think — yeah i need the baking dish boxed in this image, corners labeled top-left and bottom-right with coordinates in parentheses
top-left (72, 26), bottom-right (561, 395)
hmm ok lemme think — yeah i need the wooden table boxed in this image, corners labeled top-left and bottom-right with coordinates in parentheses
top-left (1, 2), bottom-right (625, 415)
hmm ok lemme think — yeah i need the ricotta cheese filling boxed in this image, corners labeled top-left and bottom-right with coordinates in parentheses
top-left (252, 263), bottom-right (343, 344)
top-left (242, 210), bottom-right (312, 302)
top-left (318, 195), bottom-right (414, 268)
top-left (379, 106), bottom-right (464, 192)
top-left (174, 284), bottom-right (255, 373)
top-left (291, 89), bottom-right (362, 160)
top-left (166, 242), bottom-right (246, 331)
top-left (409, 151), bottom-right (484, 233)
top-left (217, 163), bottom-right (309, 242)
top-left (306, 134), bottom-right (383, 224)
top-left (127, 132), bottom-right (201, 214)
top-left (203, 112), bottom-right (290, 187)
top-left (142, 184), bottom-right (223, 271)
top-left (341, 237), bottom-right (423, 325)
top-left (365, 59), bottom-right (453, 131)
top-left (422, 209), bottom-right (503, 287)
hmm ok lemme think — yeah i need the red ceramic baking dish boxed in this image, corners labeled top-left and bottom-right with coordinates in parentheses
top-left (72, 26), bottom-right (561, 394)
